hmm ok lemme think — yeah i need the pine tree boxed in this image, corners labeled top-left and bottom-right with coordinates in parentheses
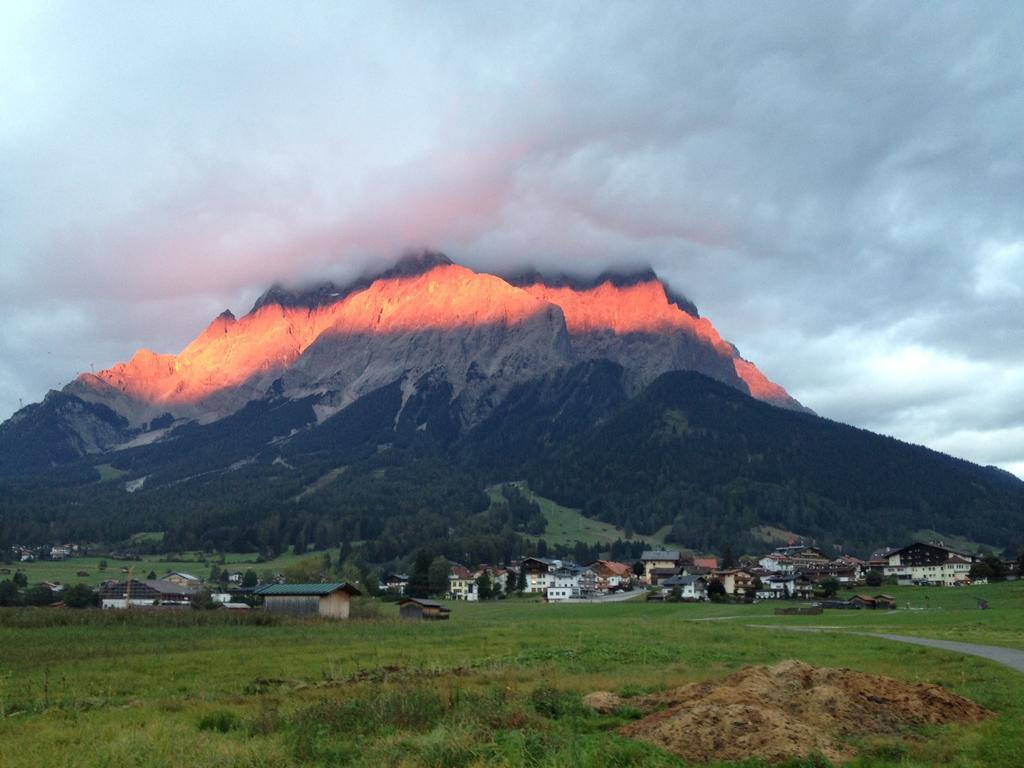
top-left (476, 571), bottom-right (493, 600)
top-left (722, 544), bottom-right (736, 569)
top-left (428, 556), bottom-right (450, 597)
top-left (406, 551), bottom-right (432, 598)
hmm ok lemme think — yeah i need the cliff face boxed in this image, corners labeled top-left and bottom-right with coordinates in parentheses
top-left (514, 276), bottom-right (804, 410)
top-left (48, 252), bottom-right (804, 445)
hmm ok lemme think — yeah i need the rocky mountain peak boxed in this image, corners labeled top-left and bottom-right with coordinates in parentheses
top-left (54, 251), bottom-right (805, 435)
top-left (249, 250), bottom-right (455, 313)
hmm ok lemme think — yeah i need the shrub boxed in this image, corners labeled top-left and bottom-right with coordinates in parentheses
top-left (346, 597), bottom-right (382, 619)
top-left (529, 685), bottom-right (583, 719)
top-left (198, 709), bottom-right (242, 733)
top-left (63, 583), bottom-right (98, 608)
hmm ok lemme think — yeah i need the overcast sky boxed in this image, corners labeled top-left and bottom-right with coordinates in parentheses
top-left (2, 2), bottom-right (1022, 475)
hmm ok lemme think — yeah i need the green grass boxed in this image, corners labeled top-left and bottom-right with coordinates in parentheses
top-left (7, 547), bottom-right (337, 587)
top-left (94, 463), bottom-right (128, 482)
top-left (1, 584), bottom-right (1022, 767)
top-left (739, 581), bottom-right (1024, 650)
top-left (488, 483), bottom-right (682, 549)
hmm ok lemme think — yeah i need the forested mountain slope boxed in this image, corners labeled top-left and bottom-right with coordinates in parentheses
top-left (2, 364), bottom-right (1021, 560)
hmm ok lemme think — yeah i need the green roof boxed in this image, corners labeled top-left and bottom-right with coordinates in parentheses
top-left (256, 582), bottom-right (360, 597)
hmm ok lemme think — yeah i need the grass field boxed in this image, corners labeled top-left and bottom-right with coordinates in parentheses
top-left (487, 483), bottom-right (681, 550)
top-left (1, 582), bottom-right (1022, 767)
top-left (7, 547), bottom-right (336, 587)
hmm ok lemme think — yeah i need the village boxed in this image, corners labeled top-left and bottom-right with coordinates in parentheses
top-left (2, 539), bottom-right (1017, 618)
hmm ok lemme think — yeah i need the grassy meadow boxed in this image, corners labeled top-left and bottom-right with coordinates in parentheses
top-left (1, 582), bottom-right (1023, 768)
top-left (7, 547), bottom-right (336, 587)
top-left (486, 483), bottom-right (679, 549)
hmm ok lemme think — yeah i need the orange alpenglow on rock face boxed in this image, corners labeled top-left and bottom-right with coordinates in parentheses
top-left (69, 254), bottom-right (804, 425)
top-left (517, 276), bottom-right (804, 410)
top-left (518, 279), bottom-right (730, 347)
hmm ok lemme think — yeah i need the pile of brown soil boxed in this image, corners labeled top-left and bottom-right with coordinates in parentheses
top-left (610, 660), bottom-right (991, 764)
top-left (582, 691), bottom-right (625, 714)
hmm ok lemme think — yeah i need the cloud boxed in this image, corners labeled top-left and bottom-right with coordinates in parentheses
top-left (1, 1), bottom-right (1022, 476)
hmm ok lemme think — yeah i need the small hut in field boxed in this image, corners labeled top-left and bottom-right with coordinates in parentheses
top-left (399, 597), bottom-right (451, 621)
top-left (256, 583), bottom-right (361, 619)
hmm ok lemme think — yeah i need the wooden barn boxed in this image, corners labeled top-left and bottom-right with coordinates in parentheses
top-left (873, 593), bottom-right (897, 610)
top-left (256, 583), bottom-right (361, 619)
top-left (399, 597), bottom-right (451, 620)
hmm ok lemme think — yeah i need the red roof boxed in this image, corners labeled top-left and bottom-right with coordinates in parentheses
top-left (589, 560), bottom-right (632, 577)
top-left (449, 564), bottom-right (473, 579)
top-left (694, 557), bottom-right (718, 569)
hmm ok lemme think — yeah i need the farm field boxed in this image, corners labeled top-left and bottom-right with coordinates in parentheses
top-left (6, 547), bottom-right (336, 587)
top-left (1, 582), bottom-right (1023, 768)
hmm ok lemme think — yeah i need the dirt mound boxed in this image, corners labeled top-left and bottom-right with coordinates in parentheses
top-left (615, 660), bottom-right (991, 764)
top-left (582, 691), bottom-right (624, 714)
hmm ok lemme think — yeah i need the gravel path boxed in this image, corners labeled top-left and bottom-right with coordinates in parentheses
top-left (751, 624), bottom-right (1024, 675)
top-left (859, 633), bottom-right (1024, 674)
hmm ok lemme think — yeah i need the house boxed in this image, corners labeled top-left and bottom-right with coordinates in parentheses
top-left (546, 564), bottom-right (595, 601)
top-left (681, 563), bottom-right (713, 577)
top-left (476, 565), bottom-right (511, 594)
top-left (759, 545), bottom-right (832, 574)
top-left (448, 564), bottom-right (478, 601)
top-left (873, 593), bottom-right (897, 610)
top-left (520, 557), bottom-right (559, 593)
top-left (755, 574), bottom-right (814, 600)
top-left (641, 551), bottom-right (682, 584)
top-left (713, 568), bottom-right (756, 598)
top-left (383, 573), bottom-right (409, 594)
top-left (648, 566), bottom-right (681, 585)
top-left (662, 574), bottom-right (707, 601)
top-left (226, 572), bottom-right (244, 584)
top-left (833, 555), bottom-right (866, 583)
top-left (256, 583), bottom-right (362, 619)
top-left (399, 597), bottom-right (451, 620)
top-left (99, 579), bottom-right (197, 609)
top-left (849, 594), bottom-right (877, 609)
top-left (163, 571), bottom-right (201, 588)
top-left (587, 560), bottom-right (633, 591)
top-left (882, 542), bottom-right (975, 586)
top-left (789, 574), bottom-right (815, 599)
top-left (693, 557), bottom-right (719, 570)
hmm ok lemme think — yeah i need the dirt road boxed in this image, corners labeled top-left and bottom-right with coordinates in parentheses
top-left (751, 624), bottom-right (1024, 675)
top-left (859, 632), bottom-right (1024, 674)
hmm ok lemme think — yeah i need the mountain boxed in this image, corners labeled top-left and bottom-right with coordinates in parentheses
top-left (1, 361), bottom-right (1021, 562)
top-left (2, 251), bottom-right (803, 468)
top-left (1, 251), bottom-right (1021, 561)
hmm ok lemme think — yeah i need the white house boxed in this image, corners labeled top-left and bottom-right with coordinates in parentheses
top-left (544, 565), bottom-right (597, 601)
top-left (662, 574), bottom-right (707, 600)
top-left (521, 557), bottom-right (560, 593)
top-left (882, 543), bottom-right (975, 586)
top-left (448, 564), bottom-right (478, 601)
top-left (755, 574), bottom-right (814, 600)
